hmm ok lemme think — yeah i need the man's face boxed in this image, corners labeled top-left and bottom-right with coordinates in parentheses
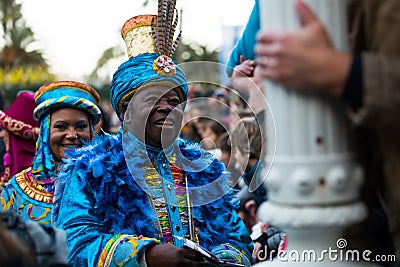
top-left (124, 86), bottom-right (183, 148)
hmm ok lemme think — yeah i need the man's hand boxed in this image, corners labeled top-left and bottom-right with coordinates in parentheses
top-left (255, 0), bottom-right (351, 97)
top-left (145, 243), bottom-right (205, 267)
top-left (232, 56), bottom-right (257, 78)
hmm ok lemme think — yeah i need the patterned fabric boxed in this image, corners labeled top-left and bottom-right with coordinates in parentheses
top-left (97, 234), bottom-right (160, 267)
top-left (52, 133), bottom-right (254, 266)
top-left (0, 92), bottom-right (39, 189)
top-left (0, 167), bottom-right (52, 226)
top-left (0, 110), bottom-right (39, 140)
top-left (110, 53), bottom-right (188, 121)
top-left (33, 85), bottom-right (101, 124)
top-left (31, 114), bottom-right (56, 184)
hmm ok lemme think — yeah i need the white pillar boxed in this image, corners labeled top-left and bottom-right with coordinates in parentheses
top-left (255, 1), bottom-right (376, 266)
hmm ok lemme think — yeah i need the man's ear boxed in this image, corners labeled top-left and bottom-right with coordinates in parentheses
top-left (123, 110), bottom-right (129, 122)
top-left (123, 103), bottom-right (133, 123)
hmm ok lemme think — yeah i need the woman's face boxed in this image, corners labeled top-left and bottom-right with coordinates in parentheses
top-left (49, 108), bottom-right (91, 161)
top-left (0, 128), bottom-right (9, 151)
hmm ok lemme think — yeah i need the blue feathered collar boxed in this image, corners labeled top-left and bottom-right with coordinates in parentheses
top-left (54, 132), bottom-right (240, 248)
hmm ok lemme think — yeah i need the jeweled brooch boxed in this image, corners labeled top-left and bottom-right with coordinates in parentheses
top-left (152, 55), bottom-right (176, 77)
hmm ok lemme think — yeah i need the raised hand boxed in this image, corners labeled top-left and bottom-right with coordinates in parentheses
top-left (255, 0), bottom-right (351, 97)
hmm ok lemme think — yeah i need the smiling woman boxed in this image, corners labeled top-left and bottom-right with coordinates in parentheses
top-left (49, 108), bottom-right (91, 161)
top-left (0, 81), bottom-right (101, 226)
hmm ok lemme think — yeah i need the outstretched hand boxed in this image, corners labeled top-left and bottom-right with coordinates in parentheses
top-left (255, 0), bottom-right (351, 97)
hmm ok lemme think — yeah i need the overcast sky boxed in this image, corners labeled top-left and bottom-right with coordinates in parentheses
top-left (19, 0), bottom-right (254, 81)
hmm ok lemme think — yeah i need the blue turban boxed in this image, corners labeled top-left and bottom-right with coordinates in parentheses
top-left (110, 53), bottom-right (188, 121)
top-left (32, 81), bottom-right (101, 184)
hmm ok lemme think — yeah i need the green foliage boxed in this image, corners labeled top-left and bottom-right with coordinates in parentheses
top-left (175, 42), bottom-right (219, 63)
top-left (0, 65), bottom-right (56, 105)
top-left (1, 0), bottom-right (49, 67)
top-left (0, 0), bottom-right (54, 104)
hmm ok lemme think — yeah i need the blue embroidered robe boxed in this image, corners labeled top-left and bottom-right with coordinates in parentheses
top-left (53, 132), bottom-right (253, 266)
top-left (0, 167), bottom-right (53, 225)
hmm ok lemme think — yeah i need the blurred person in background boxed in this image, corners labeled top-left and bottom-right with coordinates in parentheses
top-left (0, 92), bottom-right (39, 190)
top-left (231, 116), bottom-right (285, 262)
top-left (231, 116), bottom-right (267, 232)
top-left (198, 117), bottom-right (227, 160)
top-left (217, 131), bottom-right (241, 184)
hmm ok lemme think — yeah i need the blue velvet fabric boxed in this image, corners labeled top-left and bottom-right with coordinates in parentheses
top-left (226, 0), bottom-right (260, 77)
top-left (110, 53), bottom-right (188, 120)
top-left (53, 132), bottom-right (254, 266)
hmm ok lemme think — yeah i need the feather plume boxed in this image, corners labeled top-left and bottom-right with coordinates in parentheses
top-left (156, 0), bottom-right (166, 54)
top-left (153, 0), bottom-right (181, 57)
top-left (170, 30), bottom-right (181, 57)
top-left (151, 17), bottom-right (159, 51)
top-left (165, 0), bottom-right (177, 54)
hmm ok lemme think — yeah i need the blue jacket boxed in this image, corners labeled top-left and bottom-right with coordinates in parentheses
top-left (53, 132), bottom-right (253, 266)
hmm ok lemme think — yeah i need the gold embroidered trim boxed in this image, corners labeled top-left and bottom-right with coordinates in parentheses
top-left (0, 110), bottom-right (39, 140)
top-left (15, 169), bottom-right (53, 203)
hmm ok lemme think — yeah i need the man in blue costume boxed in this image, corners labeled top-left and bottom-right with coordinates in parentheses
top-left (53, 5), bottom-right (254, 267)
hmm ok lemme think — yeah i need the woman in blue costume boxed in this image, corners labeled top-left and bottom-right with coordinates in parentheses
top-left (0, 81), bottom-right (101, 226)
top-left (53, 5), bottom-right (254, 267)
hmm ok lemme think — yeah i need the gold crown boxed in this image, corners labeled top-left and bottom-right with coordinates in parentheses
top-left (121, 0), bottom-right (181, 59)
top-left (121, 15), bottom-right (158, 58)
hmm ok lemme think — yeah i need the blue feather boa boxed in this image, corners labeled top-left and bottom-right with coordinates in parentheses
top-left (53, 133), bottom-right (251, 252)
